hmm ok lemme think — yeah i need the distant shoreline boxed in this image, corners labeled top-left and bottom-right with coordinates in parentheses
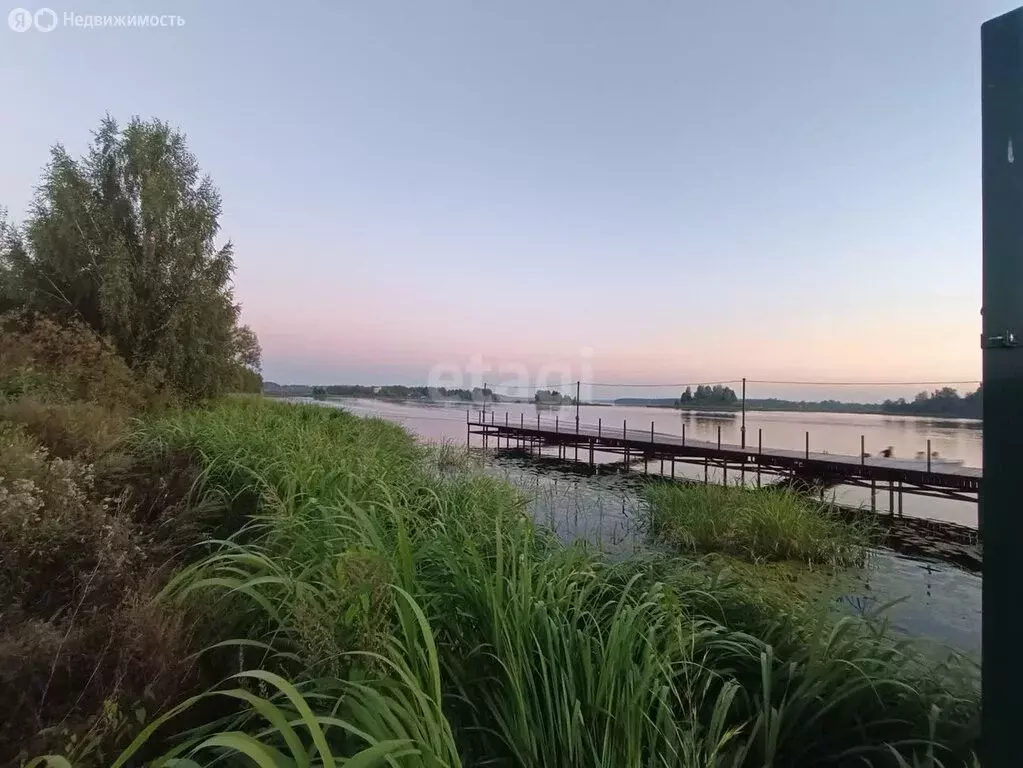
top-left (265, 392), bottom-right (980, 423)
top-left (618, 401), bottom-right (982, 423)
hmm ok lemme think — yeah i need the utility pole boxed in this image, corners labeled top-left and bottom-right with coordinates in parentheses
top-left (741, 377), bottom-right (746, 449)
top-left (575, 380), bottom-right (580, 433)
top-left (981, 8), bottom-right (1023, 766)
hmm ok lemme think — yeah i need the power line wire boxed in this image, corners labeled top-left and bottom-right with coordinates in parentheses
top-left (746, 379), bottom-right (981, 387)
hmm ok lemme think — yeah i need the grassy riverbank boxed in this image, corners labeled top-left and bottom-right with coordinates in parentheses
top-left (122, 402), bottom-right (985, 762)
top-left (4, 387), bottom-right (980, 765)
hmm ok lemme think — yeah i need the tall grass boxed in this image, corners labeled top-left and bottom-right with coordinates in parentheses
top-left (645, 483), bottom-right (869, 566)
top-left (66, 398), bottom-right (977, 767)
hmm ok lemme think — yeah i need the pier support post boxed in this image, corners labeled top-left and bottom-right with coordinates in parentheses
top-left (741, 377), bottom-right (746, 448)
top-left (889, 480), bottom-right (895, 516)
top-left (645, 421), bottom-right (653, 474)
top-left (623, 420), bottom-right (629, 471)
top-left (871, 480), bottom-right (876, 512)
top-left (572, 411), bottom-right (581, 460)
top-left (757, 428), bottom-right (762, 488)
top-left (704, 457), bottom-right (708, 485)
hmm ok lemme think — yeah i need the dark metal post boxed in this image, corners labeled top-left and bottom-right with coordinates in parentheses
top-left (717, 425), bottom-right (721, 450)
top-left (805, 431), bottom-right (809, 459)
top-left (927, 439), bottom-right (932, 473)
top-left (982, 11), bottom-right (1023, 761)
top-left (574, 383), bottom-right (580, 461)
top-left (757, 428), bottom-right (762, 488)
top-left (575, 381), bottom-right (580, 433)
top-left (861, 435), bottom-right (865, 466)
top-left (598, 417), bottom-right (602, 438)
top-left (646, 420), bottom-right (653, 475)
top-left (466, 409), bottom-right (470, 449)
top-left (741, 377), bottom-right (746, 448)
top-left (623, 420), bottom-right (628, 471)
top-left (682, 422), bottom-right (686, 446)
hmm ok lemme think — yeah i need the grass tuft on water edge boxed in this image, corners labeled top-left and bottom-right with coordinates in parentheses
top-left (645, 482), bottom-right (871, 567)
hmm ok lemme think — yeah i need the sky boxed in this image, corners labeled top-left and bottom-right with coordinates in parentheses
top-left (1, 0), bottom-right (1013, 402)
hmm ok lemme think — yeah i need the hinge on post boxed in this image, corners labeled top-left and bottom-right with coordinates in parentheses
top-left (983, 330), bottom-right (1019, 349)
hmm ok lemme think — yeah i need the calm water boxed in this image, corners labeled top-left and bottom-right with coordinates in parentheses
top-left (313, 397), bottom-right (982, 528)
top-left (299, 396), bottom-right (982, 655)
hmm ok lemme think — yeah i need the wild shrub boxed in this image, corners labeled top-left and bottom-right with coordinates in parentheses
top-left (0, 423), bottom-right (204, 765)
top-left (0, 312), bottom-right (153, 412)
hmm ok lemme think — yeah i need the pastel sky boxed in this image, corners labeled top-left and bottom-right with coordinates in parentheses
top-left (1, 1), bottom-right (1010, 401)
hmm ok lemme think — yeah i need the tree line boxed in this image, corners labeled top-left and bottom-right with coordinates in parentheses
top-left (285, 384), bottom-right (497, 401)
top-left (881, 386), bottom-right (981, 419)
top-left (0, 115), bottom-right (261, 400)
top-left (534, 389), bottom-right (576, 405)
top-left (678, 384), bottom-right (738, 406)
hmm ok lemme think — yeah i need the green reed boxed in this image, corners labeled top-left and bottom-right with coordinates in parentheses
top-left (33, 398), bottom-right (975, 767)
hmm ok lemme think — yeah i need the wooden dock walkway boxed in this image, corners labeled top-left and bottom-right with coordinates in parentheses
top-left (467, 411), bottom-right (980, 510)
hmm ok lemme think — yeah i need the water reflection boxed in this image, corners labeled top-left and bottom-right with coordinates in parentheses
top-left (487, 451), bottom-right (980, 657)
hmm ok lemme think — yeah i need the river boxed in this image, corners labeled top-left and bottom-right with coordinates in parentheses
top-left (310, 398), bottom-right (982, 528)
top-left (294, 396), bottom-right (981, 656)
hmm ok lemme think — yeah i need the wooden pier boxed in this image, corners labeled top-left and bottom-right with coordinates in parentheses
top-left (467, 411), bottom-right (980, 512)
